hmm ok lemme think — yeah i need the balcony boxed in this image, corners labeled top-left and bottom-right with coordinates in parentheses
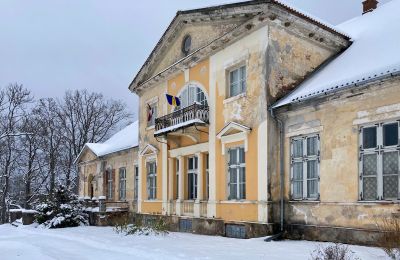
top-left (154, 103), bottom-right (209, 137)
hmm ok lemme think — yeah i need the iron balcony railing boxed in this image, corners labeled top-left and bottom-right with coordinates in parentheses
top-left (154, 103), bottom-right (209, 136)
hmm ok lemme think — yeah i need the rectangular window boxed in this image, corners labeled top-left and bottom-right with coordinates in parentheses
top-left (290, 135), bottom-right (320, 200)
top-left (119, 168), bottom-right (126, 201)
top-left (187, 156), bottom-right (198, 200)
top-left (134, 165), bottom-right (139, 200)
top-left (360, 122), bottom-right (400, 200)
top-left (107, 169), bottom-right (113, 200)
top-left (229, 65), bottom-right (246, 97)
top-left (147, 161), bottom-right (157, 200)
top-left (228, 147), bottom-right (246, 200)
top-left (147, 102), bottom-right (158, 127)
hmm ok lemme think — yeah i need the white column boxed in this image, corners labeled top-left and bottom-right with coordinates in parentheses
top-left (137, 155), bottom-right (143, 213)
top-left (168, 158), bottom-right (174, 215)
top-left (208, 56), bottom-right (217, 218)
top-left (258, 120), bottom-right (269, 223)
top-left (176, 156), bottom-right (184, 216)
top-left (162, 140), bottom-right (168, 215)
top-left (194, 153), bottom-right (203, 217)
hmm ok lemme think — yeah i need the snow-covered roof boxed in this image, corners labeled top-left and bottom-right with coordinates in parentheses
top-left (273, 0), bottom-right (400, 108)
top-left (76, 121), bottom-right (138, 162)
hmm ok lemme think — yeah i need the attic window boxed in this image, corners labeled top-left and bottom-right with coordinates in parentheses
top-left (182, 35), bottom-right (192, 56)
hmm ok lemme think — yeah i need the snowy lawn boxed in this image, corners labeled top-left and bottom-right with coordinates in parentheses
top-left (0, 224), bottom-right (389, 260)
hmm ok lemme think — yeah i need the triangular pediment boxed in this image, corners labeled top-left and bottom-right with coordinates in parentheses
top-left (217, 121), bottom-right (251, 139)
top-left (140, 144), bottom-right (158, 156)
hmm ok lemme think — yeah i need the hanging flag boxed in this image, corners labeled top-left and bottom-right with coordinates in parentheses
top-left (165, 94), bottom-right (181, 107)
top-left (147, 104), bottom-right (153, 122)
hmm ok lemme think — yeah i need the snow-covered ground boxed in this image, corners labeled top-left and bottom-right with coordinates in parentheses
top-left (0, 224), bottom-right (389, 260)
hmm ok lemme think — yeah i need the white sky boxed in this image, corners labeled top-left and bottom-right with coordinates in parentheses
top-left (0, 0), bottom-right (391, 120)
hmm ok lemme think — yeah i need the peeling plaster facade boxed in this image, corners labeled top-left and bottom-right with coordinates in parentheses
top-left (128, 1), bottom-right (354, 240)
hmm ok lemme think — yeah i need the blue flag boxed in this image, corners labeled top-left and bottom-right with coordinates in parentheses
top-left (166, 94), bottom-right (181, 106)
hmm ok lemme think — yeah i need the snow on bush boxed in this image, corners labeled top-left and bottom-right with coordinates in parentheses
top-left (34, 185), bottom-right (88, 228)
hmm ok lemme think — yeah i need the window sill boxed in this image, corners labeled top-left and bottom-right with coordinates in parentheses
top-left (289, 200), bottom-right (320, 203)
top-left (220, 200), bottom-right (256, 204)
top-left (223, 93), bottom-right (246, 104)
top-left (357, 200), bottom-right (400, 204)
top-left (143, 199), bottom-right (161, 203)
top-left (146, 125), bottom-right (155, 131)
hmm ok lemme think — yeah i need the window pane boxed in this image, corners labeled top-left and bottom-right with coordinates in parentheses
top-left (307, 160), bottom-right (318, 179)
top-left (229, 168), bottom-right (237, 184)
top-left (293, 140), bottom-right (303, 158)
top-left (383, 151), bottom-right (398, 175)
top-left (383, 175), bottom-right (398, 199)
top-left (230, 69), bottom-right (238, 85)
top-left (230, 183), bottom-right (237, 200)
top-left (363, 127), bottom-right (377, 149)
top-left (363, 154), bottom-right (377, 176)
top-left (239, 148), bottom-right (245, 163)
top-left (229, 149), bottom-right (237, 165)
top-left (230, 83), bottom-right (239, 97)
top-left (239, 182), bottom-right (246, 200)
top-left (293, 162), bottom-right (303, 180)
top-left (363, 177), bottom-right (377, 200)
top-left (293, 181), bottom-right (303, 199)
top-left (307, 137), bottom-right (318, 156)
top-left (383, 123), bottom-right (399, 147)
top-left (307, 179), bottom-right (318, 198)
top-left (239, 167), bottom-right (246, 183)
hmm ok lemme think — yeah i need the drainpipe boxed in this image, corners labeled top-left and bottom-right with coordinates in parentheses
top-left (265, 107), bottom-right (284, 241)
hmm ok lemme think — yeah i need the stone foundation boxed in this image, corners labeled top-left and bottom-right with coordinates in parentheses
top-left (284, 224), bottom-right (384, 246)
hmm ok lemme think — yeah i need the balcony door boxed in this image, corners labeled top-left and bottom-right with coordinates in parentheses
top-left (187, 156), bottom-right (198, 200)
top-left (178, 84), bottom-right (208, 109)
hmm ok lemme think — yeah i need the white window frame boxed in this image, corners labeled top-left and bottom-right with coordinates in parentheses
top-left (147, 161), bottom-right (157, 200)
top-left (290, 134), bottom-right (320, 201)
top-left (146, 101), bottom-right (158, 128)
top-left (119, 167), bottom-right (126, 201)
top-left (176, 83), bottom-right (208, 110)
top-left (228, 65), bottom-right (246, 98)
top-left (227, 147), bottom-right (246, 200)
top-left (187, 156), bottom-right (198, 200)
top-left (359, 120), bottom-right (400, 201)
top-left (107, 169), bottom-right (113, 200)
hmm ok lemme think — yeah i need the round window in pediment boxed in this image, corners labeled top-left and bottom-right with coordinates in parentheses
top-left (182, 35), bottom-right (192, 56)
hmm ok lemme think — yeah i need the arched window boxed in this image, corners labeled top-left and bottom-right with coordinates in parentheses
top-left (178, 84), bottom-right (208, 109)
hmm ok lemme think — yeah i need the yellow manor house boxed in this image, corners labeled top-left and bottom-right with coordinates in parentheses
top-left (78, 0), bottom-right (400, 245)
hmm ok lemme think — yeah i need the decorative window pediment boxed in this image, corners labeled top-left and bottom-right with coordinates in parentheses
top-left (140, 144), bottom-right (158, 157)
top-left (217, 122), bottom-right (251, 155)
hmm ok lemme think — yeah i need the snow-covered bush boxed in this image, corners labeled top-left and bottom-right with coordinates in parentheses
top-left (34, 185), bottom-right (88, 228)
top-left (311, 243), bottom-right (359, 260)
top-left (114, 218), bottom-right (169, 236)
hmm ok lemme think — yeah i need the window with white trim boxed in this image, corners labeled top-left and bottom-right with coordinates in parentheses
top-left (134, 165), bottom-right (139, 200)
top-left (291, 134), bottom-right (320, 200)
top-left (178, 84), bottom-right (208, 109)
top-left (359, 121), bottom-right (400, 201)
top-left (119, 168), bottom-right (126, 201)
top-left (106, 169), bottom-right (113, 200)
top-left (228, 147), bottom-right (246, 200)
top-left (147, 161), bottom-right (157, 200)
top-left (147, 102), bottom-right (157, 127)
top-left (187, 156), bottom-right (198, 200)
top-left (229, 65), bottom-right (246, 98)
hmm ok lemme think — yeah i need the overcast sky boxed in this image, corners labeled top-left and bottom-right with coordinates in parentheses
top-left (0, 0), bottom-right (391, 120)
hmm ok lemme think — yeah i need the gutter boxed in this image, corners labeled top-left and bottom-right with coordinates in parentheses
top-left (265, 107), bottom-right (284, 241)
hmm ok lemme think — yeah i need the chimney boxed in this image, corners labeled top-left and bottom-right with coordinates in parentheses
top-left (362, 0), bottom-right (378, 14)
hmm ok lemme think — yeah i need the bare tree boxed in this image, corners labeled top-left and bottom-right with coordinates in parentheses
top-left (57, 90), bottom-right (130, 189)
top-left (0, 83), bottom-right (33, 223)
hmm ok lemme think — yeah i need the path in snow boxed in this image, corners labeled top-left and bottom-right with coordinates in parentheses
top-left (0, 224), bottom-right (389, 260)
